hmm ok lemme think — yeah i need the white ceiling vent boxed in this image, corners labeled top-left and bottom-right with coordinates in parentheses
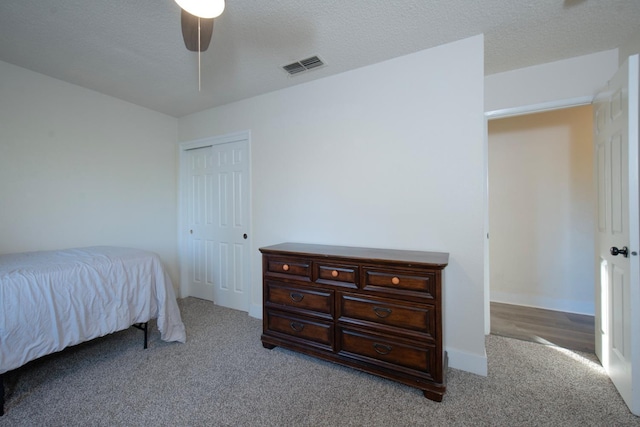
top-left (282, 56), bottom-right (325, 76)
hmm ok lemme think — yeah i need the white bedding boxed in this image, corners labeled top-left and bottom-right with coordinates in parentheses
top-left (0, 246), bottom-right (186, 374)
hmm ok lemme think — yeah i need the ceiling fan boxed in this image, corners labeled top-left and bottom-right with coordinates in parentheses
top-left (175, 0), bottom-right (225, 90)
top-left (176, 0), bottom-right (225, 52)
top-left (180, 9), bottom-right (214, 52)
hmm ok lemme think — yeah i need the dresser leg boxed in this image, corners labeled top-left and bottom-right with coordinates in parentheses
top-left (422, 389), bottom-right (444, 402)
top-left (262, 342), bottom-right (276, 350)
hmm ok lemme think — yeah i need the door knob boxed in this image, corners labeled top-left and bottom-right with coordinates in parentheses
top-left (610, 246), bottom-right (629, 258)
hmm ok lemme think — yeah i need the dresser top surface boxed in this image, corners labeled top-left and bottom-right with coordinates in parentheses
top-left (259, 242), bottom-right (449, 268)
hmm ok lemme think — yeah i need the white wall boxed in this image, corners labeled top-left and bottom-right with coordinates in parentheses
top-left (488, 106), bottom-right (595, 314)
top-left (0, 60), bottom-right (180, 285)
top-left (178, 35), bottom-right (487, 375)
top-left (485, 50), bottom-right (619, 114)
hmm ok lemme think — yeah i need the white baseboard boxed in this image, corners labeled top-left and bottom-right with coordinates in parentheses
top-left (249, 303), bottom-right (263, 320)
top-left (490, 291), bottom-right (594, 316)
top-left (446, 347), bottom-right (488, 377)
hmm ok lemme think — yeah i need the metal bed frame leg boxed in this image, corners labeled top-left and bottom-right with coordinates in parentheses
top-left (1, 373), bottom-right (5, 416)
top-left (143, 322), bottom-right (148, 349)
top-left (133, 322), bottom-right (149, 349)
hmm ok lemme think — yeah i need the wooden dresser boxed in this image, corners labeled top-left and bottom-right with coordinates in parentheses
top-left (260, 242), bottom-right (449, 401)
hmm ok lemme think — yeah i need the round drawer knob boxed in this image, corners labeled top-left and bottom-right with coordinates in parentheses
top-left (282, 264), bottom-right (290, 271)
top-left (331, 270), bottom-right (339, 278)
top-left (391, 276), bottom-right (400, 285)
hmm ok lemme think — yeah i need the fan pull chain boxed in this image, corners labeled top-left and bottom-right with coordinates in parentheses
top-left (198, 16), bottom-right (202, 92)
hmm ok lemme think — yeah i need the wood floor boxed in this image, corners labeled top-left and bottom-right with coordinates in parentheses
top-left (490, 302), bottom-right (595, 353)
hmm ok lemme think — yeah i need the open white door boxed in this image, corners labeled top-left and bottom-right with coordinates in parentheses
top-left (594, 54), bottom-right (640, 415)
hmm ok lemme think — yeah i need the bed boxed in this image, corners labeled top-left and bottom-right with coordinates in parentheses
top-left (0, 246), bottom-right (187, 415)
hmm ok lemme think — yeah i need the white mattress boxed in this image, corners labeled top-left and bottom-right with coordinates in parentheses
top-left (0, 246), bottom-right (186, 374)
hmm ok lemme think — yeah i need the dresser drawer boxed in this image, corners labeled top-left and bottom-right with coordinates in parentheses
top-left (363, 268), bottom-right (436, 298)
top-left (339, 328), bottom-right (435, 375)
top-left (266, 310), bottom-right (333, 347)
top-left (338, 293), bottom-right (435, 337)
top-left (315, 262), bottom-right (358, 288)
top-left (265, 281), bottom-right (333, 315)
top-left (265, 256), bottom-right (311, 280)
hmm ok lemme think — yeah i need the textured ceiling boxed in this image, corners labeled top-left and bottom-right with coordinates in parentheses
top-left (0, 0), bottom-right (639, 117)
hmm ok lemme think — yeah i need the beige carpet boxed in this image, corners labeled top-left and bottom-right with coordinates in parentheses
top-left (1, 297), bottom-right (638, 426)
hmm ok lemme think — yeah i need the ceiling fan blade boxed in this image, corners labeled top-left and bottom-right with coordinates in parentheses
top-left (180, 9), bottom-right (214, 52)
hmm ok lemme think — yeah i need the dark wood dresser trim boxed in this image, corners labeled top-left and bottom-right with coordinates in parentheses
top-left (260, 242), bottom-right (449, 401)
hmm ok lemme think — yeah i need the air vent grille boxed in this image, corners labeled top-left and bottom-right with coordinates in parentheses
top-left (282, 56), bottom-right (325, 76)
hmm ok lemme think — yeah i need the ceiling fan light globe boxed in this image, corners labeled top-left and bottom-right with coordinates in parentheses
top-left (175, 0), bottom-right (225, 18)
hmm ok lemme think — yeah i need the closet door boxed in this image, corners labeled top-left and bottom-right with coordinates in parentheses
top-left (185, 136), bottom-right (251, 312)
top-left (186, 145), bottom-right (216, 302)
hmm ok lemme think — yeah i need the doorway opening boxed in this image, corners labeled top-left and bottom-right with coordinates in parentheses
top-left (487, 105), bottom-right (596, 353)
